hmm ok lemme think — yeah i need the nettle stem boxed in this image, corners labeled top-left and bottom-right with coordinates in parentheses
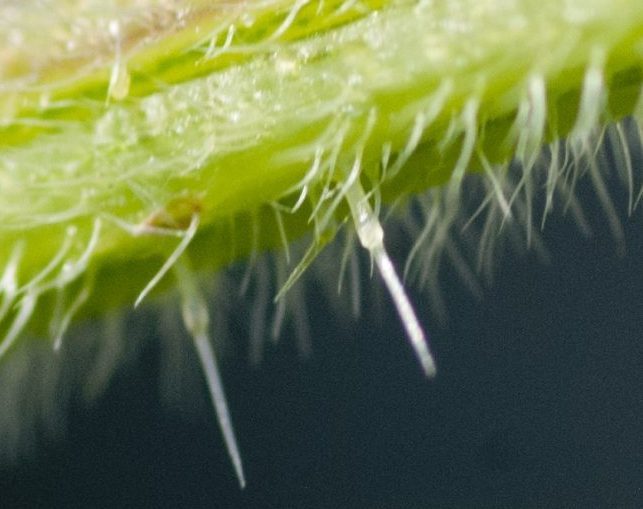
top-left (1, 0), bottom-right (643, 485)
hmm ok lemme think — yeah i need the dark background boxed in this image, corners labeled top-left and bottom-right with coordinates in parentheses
top-left (2, 179), bottom-right (643, 508)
